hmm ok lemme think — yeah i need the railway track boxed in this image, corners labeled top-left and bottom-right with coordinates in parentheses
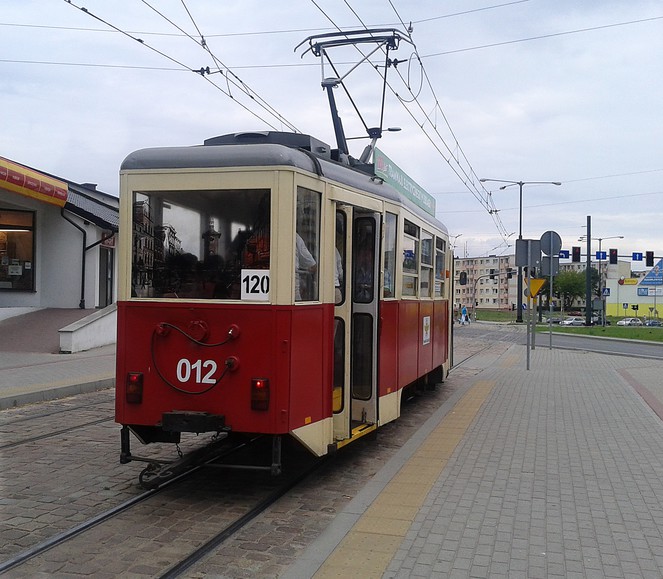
top-left (0, 436), bottom-right (323, 577)
top-left (0, 337), bottom-right (494, 577)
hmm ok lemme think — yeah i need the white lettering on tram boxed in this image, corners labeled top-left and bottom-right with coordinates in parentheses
top-left (176, 359), bottom-right (218, 384)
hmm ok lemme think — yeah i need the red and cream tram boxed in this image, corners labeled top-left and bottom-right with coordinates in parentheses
top-left (115, 131), bottom-right (452, 475)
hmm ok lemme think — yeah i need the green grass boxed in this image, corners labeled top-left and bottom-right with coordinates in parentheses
top-left (470, 309), bottom-right (663, 342)
top-left (535, 324), bottom-right (663, 342)
top-left (472, 309), bottom-right (519, 322)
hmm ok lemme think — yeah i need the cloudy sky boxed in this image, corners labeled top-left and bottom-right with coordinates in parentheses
top-left (2, 0), bottom-right (662, 268)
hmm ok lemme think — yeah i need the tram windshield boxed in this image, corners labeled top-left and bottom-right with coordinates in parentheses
top-left (131, 189), bottom-right (270, 300)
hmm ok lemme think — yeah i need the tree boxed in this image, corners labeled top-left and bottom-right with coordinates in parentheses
top-left (554, 270), bottom-right (585, 310)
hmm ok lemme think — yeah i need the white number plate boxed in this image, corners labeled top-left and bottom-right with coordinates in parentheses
top-left (241, 269), bottom-right (270, 301)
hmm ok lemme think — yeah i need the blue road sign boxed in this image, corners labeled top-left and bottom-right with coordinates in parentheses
top-left (602, 287), bottom-right (610, 296)
top-left (632, 252), bottom-right (643, 261)
top-left (596, 251), bottom-right (606, 260)
top-left (559, 250), bottom-right (569, 259)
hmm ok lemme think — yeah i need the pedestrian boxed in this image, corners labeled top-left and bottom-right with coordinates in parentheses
top-left (461, 304), bottom-right (468, 325)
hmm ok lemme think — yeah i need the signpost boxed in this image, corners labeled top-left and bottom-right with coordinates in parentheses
top-left (541, 230), bottom-right (561, 351)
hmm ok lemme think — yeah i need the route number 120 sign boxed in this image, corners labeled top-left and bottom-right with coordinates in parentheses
top-left (241, 269), bottom-right (270, 301)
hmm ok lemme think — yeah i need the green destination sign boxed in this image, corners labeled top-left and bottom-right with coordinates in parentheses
top-left (374, 147), bottom-right (435, 216)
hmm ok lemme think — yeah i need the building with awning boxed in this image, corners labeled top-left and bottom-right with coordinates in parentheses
top-left (0, 156), bottom-right (118, 312)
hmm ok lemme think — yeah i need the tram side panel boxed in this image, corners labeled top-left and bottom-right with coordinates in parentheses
top-left (418, 300), bottom-right (435, 376)
top-left (287, 304), bottom-right (333, 428)
top-left (385, 299), bottom-right (449, 393)
top-left (397, 300), bottom-right (421, 387)
top-left (433, 300), bottom-right (450, 371)
top-left (378, 300), bottom-right (400, 397)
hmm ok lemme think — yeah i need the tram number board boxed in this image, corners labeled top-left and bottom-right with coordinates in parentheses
top-left (241, 269), bottom-right (270, 301)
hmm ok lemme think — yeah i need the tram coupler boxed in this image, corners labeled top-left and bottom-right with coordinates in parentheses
top-left (120, 425), bottom-right (132, 464)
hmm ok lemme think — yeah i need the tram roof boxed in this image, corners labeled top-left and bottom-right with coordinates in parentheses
top-left (121, 132), bottom-right (447, 234)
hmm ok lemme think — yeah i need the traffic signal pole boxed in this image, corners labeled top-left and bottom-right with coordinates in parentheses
top-left (585, 216), bottom-right (593, 327)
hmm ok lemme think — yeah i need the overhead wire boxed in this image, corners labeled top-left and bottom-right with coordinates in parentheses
top-left (139, 0), bottom-right (300, 133)
top-left (310, 0), bottom-right (510, 239)
top-left (62, 0), bottom-right (297, 132)
top-left (386, 0), bottom-right (510, 238)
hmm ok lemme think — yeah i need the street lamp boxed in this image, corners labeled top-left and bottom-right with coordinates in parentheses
top-left (578, 234), bottom-right (624, 325)
top-left (480, 178), bottom-right (561, 322)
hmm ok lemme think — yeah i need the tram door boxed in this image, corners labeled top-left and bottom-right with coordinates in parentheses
top-left (333, 206), bottom-right (381, 442)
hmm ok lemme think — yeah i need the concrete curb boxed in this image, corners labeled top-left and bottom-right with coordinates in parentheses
top-left (0, 377), bottom-right (115, 410)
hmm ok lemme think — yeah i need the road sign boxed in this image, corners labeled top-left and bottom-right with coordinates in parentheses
top-left (623, 302), bottom-right (629, 309)
top-left (596, 251), bottom-right (606, 260)
top-left (540, 231), bottom-right (562, 256)
top-left (559, 250), bottom-right (569, 259)
top-left (527, 278), bottom-right (546, 297)
top-left (602, 287), bottom-right (610, 297)
top-left (632, 252), bottom-right (643, 261)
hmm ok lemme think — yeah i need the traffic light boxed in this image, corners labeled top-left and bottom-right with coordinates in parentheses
top-left (459, 271), bottom-right (467, 285)
top-left (609, 248), bottom-right (618, 265)
top-left (507, 268), bottom-right (513, 279)
top-left (572, 246), bottom-right (581, 262)
top-left (489, 269), bottom-right (495, 280)
top-left (646, 251), bottom-right (654, 267)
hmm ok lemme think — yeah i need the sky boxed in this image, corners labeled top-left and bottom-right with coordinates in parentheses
top-left (2, 0), bottom-right (662, 269)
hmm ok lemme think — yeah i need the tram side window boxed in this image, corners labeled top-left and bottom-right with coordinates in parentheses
top-left (402, 219), bottom-right (419, 297)
top-left (131, 189), bottom-right (270, 300)
top-left (383, 212), bottom-right (397, 298)
top-left (335, 211), bottom-right (346, 305)
top-left (435, 237), bottom-right (446, 297)
top-left (352, 217), bottom-right (376, 304)
top-left (420, 230), bottom-right (433, 298)
top-left (295, 187), bottom-right (320, 302)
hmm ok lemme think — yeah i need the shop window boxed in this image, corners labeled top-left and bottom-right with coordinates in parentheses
top-left (0, 209), bottom-right (35, 291)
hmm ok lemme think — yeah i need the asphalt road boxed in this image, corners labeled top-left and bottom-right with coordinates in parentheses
top-left (457, 322), bottom-right (663, 360)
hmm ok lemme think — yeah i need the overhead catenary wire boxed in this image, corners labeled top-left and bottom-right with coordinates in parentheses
top-left (62, 0), bottom-right (298, 133)
top-left (307, 0), bottom-right (510, 241)
top-left (138, 0), bottom-right (300, 133)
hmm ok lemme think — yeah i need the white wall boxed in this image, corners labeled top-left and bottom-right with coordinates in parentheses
top-left (1, 191), bottom-right (113, 309)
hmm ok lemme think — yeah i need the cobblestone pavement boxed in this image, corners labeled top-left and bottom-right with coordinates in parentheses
top-left (0, 336), bottom-right (492, 576)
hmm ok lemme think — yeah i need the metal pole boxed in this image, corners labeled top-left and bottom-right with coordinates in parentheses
top-left (549, 233), bottom-right (554, 349)
top-left (516, 182), bottom-right (524, 323)
top-left (585, 216), bottom-right (592, 326)
top-left (599, 238), bottom-right (604, 326)
top-left (526, 240), bottom-right (531, 370)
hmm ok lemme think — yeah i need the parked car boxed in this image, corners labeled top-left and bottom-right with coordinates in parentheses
top-left (616, 317), bottom-right (643, 326)
top-left (560, 316), bottom-right (585, 326)
top-left (644, 319), bottom-right (662, 327)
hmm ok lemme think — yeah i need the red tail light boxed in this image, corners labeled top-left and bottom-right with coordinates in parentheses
top-left (126, 372), bottom-right (144, 404)
top-left (251, 378), bottom-right (270, 411)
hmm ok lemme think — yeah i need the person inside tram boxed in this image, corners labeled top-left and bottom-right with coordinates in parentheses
top-left (295, 233), bottom-right (316, 301)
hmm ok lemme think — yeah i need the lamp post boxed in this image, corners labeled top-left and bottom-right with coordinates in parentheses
top-left (578, 234), bottom-right (624, 325)
top-left (480, 178), bottom-right (561, 322)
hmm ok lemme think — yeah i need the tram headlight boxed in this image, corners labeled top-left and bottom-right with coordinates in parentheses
top-left (251, 378), bottom-right (270, 411)
top-left (126, 372), bottom-right (144, 404)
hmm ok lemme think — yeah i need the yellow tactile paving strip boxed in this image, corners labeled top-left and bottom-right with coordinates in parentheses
top-left (313, 379), bottom-right (496, 578)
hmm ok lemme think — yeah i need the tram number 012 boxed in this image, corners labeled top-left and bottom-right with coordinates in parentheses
top-left (177, 359), bottom-right (217, 384)
top-left (241, 269), bottom-right (270, 301)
